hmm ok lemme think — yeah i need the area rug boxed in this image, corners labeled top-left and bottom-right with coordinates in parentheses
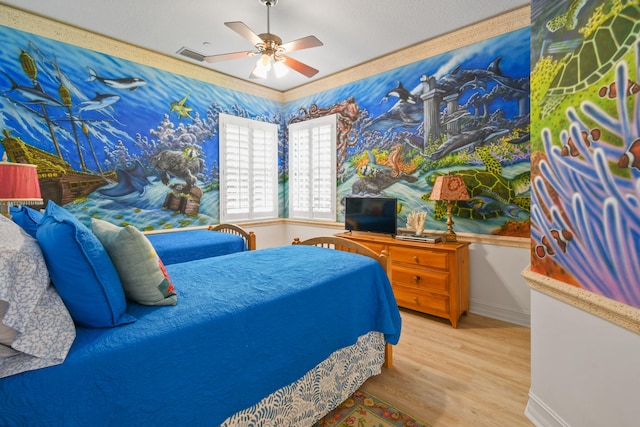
top-left (313, 389), bottom-right (431, 427)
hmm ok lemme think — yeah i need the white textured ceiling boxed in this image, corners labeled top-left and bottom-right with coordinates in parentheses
top-left (2, 0), bottom-right (530, 91)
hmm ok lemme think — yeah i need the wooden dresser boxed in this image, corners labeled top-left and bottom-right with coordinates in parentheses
top-left (337, 232), bottom-right (470, 328)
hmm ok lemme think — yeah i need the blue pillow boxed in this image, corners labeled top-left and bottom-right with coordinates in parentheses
top-left (36, 201), bottom-right (135, 328)
top-left (10, 205), bottom-right (43, 238)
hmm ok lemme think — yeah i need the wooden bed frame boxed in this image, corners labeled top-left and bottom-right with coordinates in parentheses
top-left (207, 223), bottom-right (257, 250)
top-left (292, 236), bottom-right (394, 368)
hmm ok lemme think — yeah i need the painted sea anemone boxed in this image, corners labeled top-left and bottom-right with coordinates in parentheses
top-left (532, 47), bottom-right (640, 308)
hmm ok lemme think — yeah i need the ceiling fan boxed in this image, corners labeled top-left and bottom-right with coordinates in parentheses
top-left (177, 0), bottom-right (323, 79)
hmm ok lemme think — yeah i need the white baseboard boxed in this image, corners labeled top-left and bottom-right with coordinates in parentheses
top-left (525, 391), bottom-right (569, 427)
top-left (469, 300), bottom-right (530, 327)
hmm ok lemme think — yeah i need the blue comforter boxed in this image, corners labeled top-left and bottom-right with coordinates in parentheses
top-left (0, 245), bottom-right (401, 426)
top-left (147, 229), bottom-right (247, 265)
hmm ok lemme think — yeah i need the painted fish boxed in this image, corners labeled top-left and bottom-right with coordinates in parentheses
top-left (79, 93), bottom-right (120, 112)
top-left (618, 138), bottom-right (640, 170)
top-left (98, 160), bottom-right (151, 197)
top-left (560, 128), bottom-right (600, 157)
top-left (170, 92), bottom-right (193, 119)
top-left (1, 71), bottom-right (63, 106)
top-left (598, 79), bottom-right (640, 99)
top-left (535, 229), bottom-right (573, 258)
top-left (86, 67), bottom-right (146, 91)
top-left (357, 164), bottom-right (378, 178)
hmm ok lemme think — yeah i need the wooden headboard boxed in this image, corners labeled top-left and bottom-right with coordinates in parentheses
top-left (208, 223), bottom-right (256, 251)
top-left (292, 236), bottom-right (388, 274)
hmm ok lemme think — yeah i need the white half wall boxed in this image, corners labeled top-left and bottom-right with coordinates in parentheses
top-left (468, 242), bottom-right (530, 326)
top-left (526, 290), bottom-right (640, 427)
top-left (246, 221), bottom-right (531, 326)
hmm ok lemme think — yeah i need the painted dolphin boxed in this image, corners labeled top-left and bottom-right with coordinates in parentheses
top-left (79, 92), bottom-right (120, 112)
top-left (86, 67), bottom-right (146, 91)
top-left (98, 160), bottom-right (151, 197)
top-left (1, 71), bottom-right (64, 106)
top-left (428, 126), bottom-right (509, 160)
top-left (438, 57), bottom-right (528, 96)
top-left (459, 76), bottom-right (486, 92)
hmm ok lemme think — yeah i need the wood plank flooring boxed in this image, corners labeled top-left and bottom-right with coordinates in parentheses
top-left (362, 309), bottom-right (532, 427)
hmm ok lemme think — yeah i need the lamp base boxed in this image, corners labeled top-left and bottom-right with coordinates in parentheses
top-left (444, 201), bottom-right (458, 242)
top-left (443, 231), bottom-right (458, 242)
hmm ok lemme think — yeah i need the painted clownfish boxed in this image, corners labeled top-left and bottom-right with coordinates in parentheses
top-left (618, 138), bottom-right (640, 171)
top-left (560, 128), bottom-right (600, 157)
top-left (535, 229), bottom-right (573, 258)
top-left (598, 79), bottom-right (640, 99)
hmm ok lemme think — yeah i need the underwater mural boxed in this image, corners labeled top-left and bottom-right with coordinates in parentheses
top-left (0, 24), bottom-right (282, 231)
top-left (530, 0), bottom-right (640, 308)
top-left (0, 15), bottom-right (530, 240)
top-left (284, 27), bottom-right (531, 238)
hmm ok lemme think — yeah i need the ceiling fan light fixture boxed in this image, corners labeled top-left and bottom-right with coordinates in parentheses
top-left (197, 0), bottom-right (321, 79)
top-left (258, 53), bottom-right (272, 70)
top-left (251, 57), bottom-right (270, 79)
top-left (273, 58), bottom-right (288, 78)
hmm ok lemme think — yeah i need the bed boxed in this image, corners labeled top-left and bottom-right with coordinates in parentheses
top-left (145, 223), bottom-right (256, 265)
top-left (0, 207), bottom-right (401, 427)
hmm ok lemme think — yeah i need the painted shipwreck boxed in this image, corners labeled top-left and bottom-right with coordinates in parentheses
top-left (1, 129), bottom-right (110, 206)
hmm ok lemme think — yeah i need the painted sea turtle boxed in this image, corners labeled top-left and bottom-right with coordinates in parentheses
top-left (542, 3), bottom-right (640, 118)
top-left (423, 147), bottom-right (530, 220)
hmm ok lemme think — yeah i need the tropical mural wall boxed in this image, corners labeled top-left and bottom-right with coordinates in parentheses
top-left (0, 12), bottom-right (530, 239)
top-left (0, 24), bottom-right (282, 231)
top-left (284, 28), bottom-right (531, 238)
top-left (530, 0), bottom-right (640, 309)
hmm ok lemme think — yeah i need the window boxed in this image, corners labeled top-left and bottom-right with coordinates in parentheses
top-left (288, 114), bottom-right (336, 220)
top-left (219, 113), bottom-right (278, 222)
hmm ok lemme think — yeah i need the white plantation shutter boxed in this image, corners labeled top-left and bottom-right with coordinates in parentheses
top-left (219, 113), bottom-right (278, 221)
top-left (288, 114), bottom-right (336, 220)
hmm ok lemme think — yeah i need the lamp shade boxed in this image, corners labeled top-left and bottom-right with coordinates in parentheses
top-left (0, 161), bottom-right (42, 202)
top-left (429, 174), bottom-right (470, 201)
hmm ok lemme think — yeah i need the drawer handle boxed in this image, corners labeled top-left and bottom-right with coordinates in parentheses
top-left (413, 256), bottom-right (419, 263)
top-left (413, 275), bottom-right (421, 282)
top-left (413, 296), bottom-right (419, 303)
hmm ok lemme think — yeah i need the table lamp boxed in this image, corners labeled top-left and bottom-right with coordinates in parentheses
top-left (0, 152), bottom-right (43, 218)
top-left (429, 173), bottom-right (470, 242)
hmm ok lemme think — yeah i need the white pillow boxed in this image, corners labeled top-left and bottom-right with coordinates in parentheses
top-left (0, 301), bottom-right (18, 358)
top-left (0, 214), bottom-right (76, 378)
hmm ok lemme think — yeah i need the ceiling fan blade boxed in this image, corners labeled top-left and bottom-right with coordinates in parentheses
top-left (203, 51), bottom-right (255, 63)
top-left (224, 21), bottom-right (263, 46)
top-left (280, 36), bottom-right (323, 53)
top-left (281, 55), bottom-right (319, 78)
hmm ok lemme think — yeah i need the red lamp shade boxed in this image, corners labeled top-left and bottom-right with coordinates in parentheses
top-left (0, 162), bottom-right (42, 200)
top-left (0, 159), bottom-right (43, 218)
top-left (429, 174), bottom-right (469, 242)
top-left (429, 174), bottom-right (470, 201)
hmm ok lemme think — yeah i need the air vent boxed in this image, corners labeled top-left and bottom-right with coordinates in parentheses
top-left (176, 47), bottom-right (205, 62)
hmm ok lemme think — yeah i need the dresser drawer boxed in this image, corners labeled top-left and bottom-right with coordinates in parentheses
top-left (393, 284), bottom-right (450, 316)
top-left (392, 266), bottom-right (449, 293)
top-left (391, 247), bottom-right (449, 270)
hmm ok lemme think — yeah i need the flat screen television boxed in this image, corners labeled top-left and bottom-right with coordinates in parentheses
top-left (344, 197), bottom-right (397, 236)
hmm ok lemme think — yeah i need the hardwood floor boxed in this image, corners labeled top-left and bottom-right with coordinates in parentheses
top-left (362, 309), bottom-right (532, 427)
